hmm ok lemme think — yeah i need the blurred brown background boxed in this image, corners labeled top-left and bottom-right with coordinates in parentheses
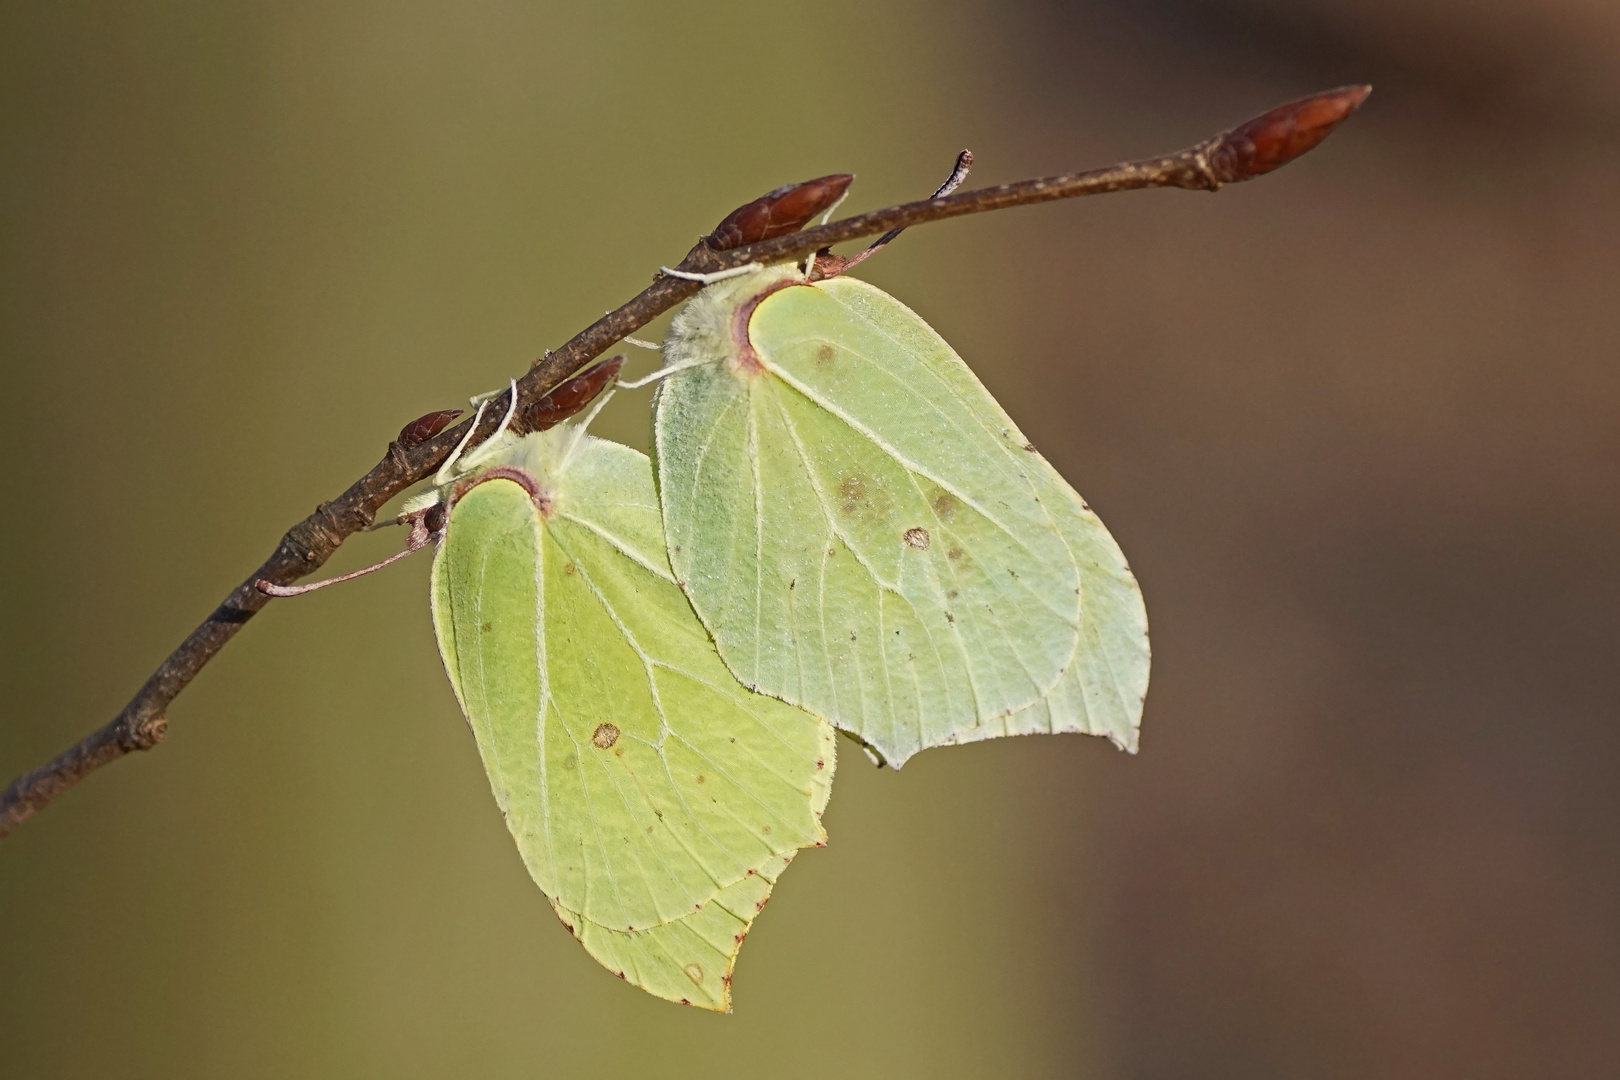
top-left (3, 1), bottom-right (1616, 1077)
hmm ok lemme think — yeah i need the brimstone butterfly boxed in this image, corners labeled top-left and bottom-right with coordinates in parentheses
top-left (652, 264), bottom-right (1149, 767)
top-left (422, 413), bottom-right (835, 1010)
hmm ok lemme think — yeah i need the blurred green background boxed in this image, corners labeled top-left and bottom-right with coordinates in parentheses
top-left (3, 2), bottom-right (1617, 1077)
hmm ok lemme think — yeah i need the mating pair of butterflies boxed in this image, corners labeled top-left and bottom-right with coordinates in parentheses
top-left (413, 262), bottom-right (1149, 1010)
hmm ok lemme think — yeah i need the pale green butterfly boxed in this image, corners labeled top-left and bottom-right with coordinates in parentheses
top-left (651, 263), bottom-right (1149, 768)
top-left (412, 394), bottom-right (836, 1010)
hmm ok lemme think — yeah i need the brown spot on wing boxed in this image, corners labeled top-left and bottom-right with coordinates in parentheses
top-left (839, 474), bottom-right (866, 513)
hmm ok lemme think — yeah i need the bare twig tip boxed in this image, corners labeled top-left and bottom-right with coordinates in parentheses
top-left (818, 148), bottom-right (978, 278)
top-left (1206, 84), bottom-right (1372, 185)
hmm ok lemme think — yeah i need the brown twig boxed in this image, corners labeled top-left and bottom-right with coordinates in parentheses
top-left (0, 84), bottom-right (1370, 839)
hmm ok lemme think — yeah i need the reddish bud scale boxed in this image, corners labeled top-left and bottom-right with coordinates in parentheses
top-left (1206, 84), bottom-right (1372, 184)
top-left (706, 174), bottom-right (854, 250)
top-left (397, 409), bottom-right (463, 449)
top-left (518, 355), bottom-right (624, 432)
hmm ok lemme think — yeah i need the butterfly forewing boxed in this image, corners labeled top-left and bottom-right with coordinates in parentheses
top-left (656, 267), bottom-right (1147, 765)
top-left (657, 269), bottom-right (1096, 766)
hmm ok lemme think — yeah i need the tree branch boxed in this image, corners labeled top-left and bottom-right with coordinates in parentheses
top-left (0, 84), bottom-right (1370, 839)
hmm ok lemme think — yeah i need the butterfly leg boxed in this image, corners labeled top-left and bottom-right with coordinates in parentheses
top-left (616, 359), bottom-right (713, 390)
top-left (659, 263), bottom-right (763, 284)
top-left (433, 398), bottom-right (492, 487)
top-left (455, 379), bottom-right (522, 473)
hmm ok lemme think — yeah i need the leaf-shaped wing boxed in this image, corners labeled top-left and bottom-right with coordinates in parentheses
top-left (655, 268), bottom-right (1147, 766)
top-left (556, 850), bottom-right (796, 1011)
top-left (431, 432), bottom-right (834, 1005)
top-left (947, 460), bottom-right (1148, 751)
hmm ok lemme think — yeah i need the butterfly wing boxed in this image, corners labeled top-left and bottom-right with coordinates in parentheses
top-left (657, 270), bottom-right (1145, 766)
top-left (432, 432), bottom-right (834, 1007)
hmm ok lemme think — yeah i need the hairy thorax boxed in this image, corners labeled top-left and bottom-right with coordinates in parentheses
top-left (662, 264), bottom-right (806, 380)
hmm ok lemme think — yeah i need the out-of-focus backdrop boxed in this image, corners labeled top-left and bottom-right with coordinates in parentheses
top-left (3, 2), bottom-right (1616, 1077)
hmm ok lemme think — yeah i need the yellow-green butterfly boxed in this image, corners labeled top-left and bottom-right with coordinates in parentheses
top-left (416, 405), bottom-right (835, 1010)
top-left (652, 264), bottom-right (1149, 767)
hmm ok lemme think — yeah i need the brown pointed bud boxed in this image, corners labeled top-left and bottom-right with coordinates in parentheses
top-left (706, 174), bottom-right (854, 250)
top-left (518, 355), bottom-right (624, 432)
top-left (396, 409), bottom-right (463, 449)
top-left (1205, 85), bottom-right (1372, 184)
